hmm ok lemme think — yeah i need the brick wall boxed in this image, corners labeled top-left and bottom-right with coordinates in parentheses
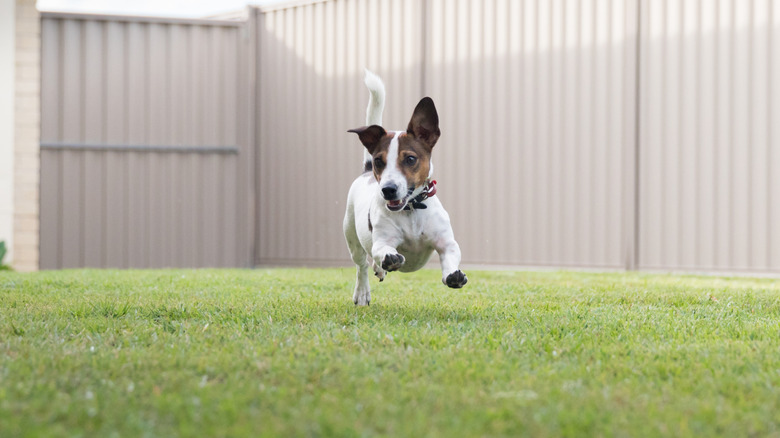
top-left (13, 0), bottom-right (39, 271)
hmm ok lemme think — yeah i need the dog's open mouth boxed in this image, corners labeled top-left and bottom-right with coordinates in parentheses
top-left (386, 197), bottom-right (409, 212)
top-left (385, 187), bottom-right (416, 212)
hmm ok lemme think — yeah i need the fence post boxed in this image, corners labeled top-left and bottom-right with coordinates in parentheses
top-left (248, 6), bottom-right (262, 268)
top-left (622, 0), bottom-right (642, 270)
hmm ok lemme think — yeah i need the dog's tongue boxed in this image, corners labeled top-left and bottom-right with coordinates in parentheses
top-left (388, 200), bottom-right (402, 207)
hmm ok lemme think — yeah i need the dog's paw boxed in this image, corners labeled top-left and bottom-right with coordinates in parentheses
top-left (353, 284), bottom-right (371, 306)
top-left (444, 270), bottom-right (468, 288)
top-left (381, 253), bottom-right (405, 272)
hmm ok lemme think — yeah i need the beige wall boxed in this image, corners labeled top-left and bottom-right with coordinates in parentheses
top-left (11, 0), bottom-right (40, 271)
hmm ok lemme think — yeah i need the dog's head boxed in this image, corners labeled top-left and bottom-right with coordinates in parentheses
top-left (349, 97), bottom-right (440, 212)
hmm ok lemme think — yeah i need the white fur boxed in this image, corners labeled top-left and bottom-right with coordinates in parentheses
top-left (363, 69), bottom-right (385, 167)
top-left (344, 71), bottom-right (466, 306)
top-left (377, 132), bottom-right (414, 202)
top-left (364, 69), bottom-right (385, 126)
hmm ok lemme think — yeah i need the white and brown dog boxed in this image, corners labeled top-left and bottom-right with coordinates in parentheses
top-left (343, 70), bottom-right (467, 306)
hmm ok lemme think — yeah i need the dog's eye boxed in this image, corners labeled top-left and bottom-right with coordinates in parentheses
top-left (374, 157), bottom-right (385, 168)
top-left (404, 156), bottom-right (417, 166)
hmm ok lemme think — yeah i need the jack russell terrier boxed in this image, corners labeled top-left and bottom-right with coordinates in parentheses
top-left (343, 70), bottom-right (467, 306)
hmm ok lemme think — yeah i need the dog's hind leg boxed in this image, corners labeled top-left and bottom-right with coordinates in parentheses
top-left (344, 218), bottom-right (371, 306)
top-left (348, 245), bottom-right (371, 306)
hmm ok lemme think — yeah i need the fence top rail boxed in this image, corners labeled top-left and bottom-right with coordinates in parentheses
top-left (251, 0), bottom-right (328, 13)
top-left (40, 10), bottom-right (245, 27)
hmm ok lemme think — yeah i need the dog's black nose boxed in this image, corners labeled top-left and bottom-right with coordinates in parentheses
top-left (381, 184), bottom-right (398, 200)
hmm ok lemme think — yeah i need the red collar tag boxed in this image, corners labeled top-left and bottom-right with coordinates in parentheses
top-left (426, 180), bottom-right (437, 198)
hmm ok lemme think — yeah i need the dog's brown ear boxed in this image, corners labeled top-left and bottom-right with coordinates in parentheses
top-left (348, 125), bottom-right (387, 154)
top-left (407, 97), bottom-right (440, 149)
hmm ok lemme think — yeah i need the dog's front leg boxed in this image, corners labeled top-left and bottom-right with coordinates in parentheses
top-left (434, 232), bottom-right (467, 288)
top-left (372, 237), bottom-right (405, 273)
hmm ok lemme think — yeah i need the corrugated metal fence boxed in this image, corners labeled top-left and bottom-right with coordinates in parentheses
top-left (254, 0), bottom-right (638, 269)
top-left (39, 1), bottom-right (780, 273)
top-left (39, 13), bottom-right (254, 269)
top-left (638, 0), bottom-right (780, 272)
top-left (254, 1), bottom-right (427, 266)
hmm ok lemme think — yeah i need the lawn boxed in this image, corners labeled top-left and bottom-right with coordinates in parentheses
top-left (1, 268), bottom-right (779, 437)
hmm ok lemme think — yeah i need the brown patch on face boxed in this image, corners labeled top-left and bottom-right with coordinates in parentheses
top-left (396, 132), bottom-right (432, 189)
top-left (369, 132), bottom-right (395, 182)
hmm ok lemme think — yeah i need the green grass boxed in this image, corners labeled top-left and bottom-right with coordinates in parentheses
top-left (1, 268), bottom-right (780, 437)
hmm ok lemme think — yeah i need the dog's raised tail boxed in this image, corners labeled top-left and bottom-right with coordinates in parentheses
top-left (362, 69), bottom-right (385, 171)
top-left (364, 69), bottom-right (385, 126)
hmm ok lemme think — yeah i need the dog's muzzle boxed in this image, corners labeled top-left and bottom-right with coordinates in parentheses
top-left (382, 185), bottom-right (416, 212)
top-left (381, 184), bottom-right (398, 200)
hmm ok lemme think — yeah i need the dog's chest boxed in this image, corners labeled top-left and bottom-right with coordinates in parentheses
top-left (394, 214), bottom-right (435, 271)
top-left (397, 218), bottom-right (429, 249)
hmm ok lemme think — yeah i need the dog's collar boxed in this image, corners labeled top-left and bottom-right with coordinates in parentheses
top-left (404, 179), bottom-right (437, 211)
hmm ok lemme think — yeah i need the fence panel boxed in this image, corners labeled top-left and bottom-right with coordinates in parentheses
top-left (637, 0), bottom-right (780, 272)
top-left (254, 0), bottom-right (426, 265)
top-left (39, 13), bottom-right (253, 269)
top-left (424, 0), bottom-right (639, 267)
top-left (254, 0), bottom-right (639, 268)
